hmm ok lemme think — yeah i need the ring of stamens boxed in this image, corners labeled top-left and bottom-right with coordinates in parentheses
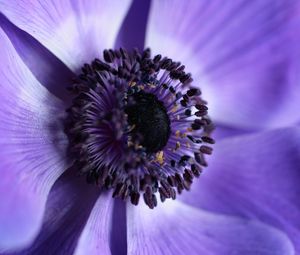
top-left (65, 48), bottom-right (214, 209)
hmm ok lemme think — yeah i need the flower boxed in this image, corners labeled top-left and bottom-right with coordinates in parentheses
top-left (0, 0), bottom-right (299, 254)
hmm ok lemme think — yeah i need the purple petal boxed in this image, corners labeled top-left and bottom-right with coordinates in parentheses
top-left (214, 123), bottom-right (256, 140)
top-left (110, 200), bottom-right (127, 255)
top-left (146, 0), bottom-right (300, 129)
top-left (180, 127), bottom-right (300, 253)
top-left (127, 201), bottom-right (294, 255)
top-left (0, 0), bottom-right (132, 71)
top-left (74, 192), bottom-right (114, 255)
top-left (0, 13), bottom-right (75, 102)
top-left (115, 0), bottom-right (151, 51)
top-left (0, 28), bottom-right (70, 251)
top-left (1, 171), bottom-right (100, 255)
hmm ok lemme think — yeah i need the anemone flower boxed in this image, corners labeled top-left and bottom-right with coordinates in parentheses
top-left (0, 0), bottom-right (299, 254)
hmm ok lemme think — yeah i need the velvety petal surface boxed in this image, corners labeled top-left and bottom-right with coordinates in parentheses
top-left (1, 171), bottom-right (100, 255)
top-left (115, 0), bottom-right (151, 51)
top-left (146, 0), bottom-right (300, 129)
top-left (0, 13), bottom-right (75, 102)
top-left (0, 0), bottom-right (132, 71)
top-left (110, 200), bottom-right (127, 255)
top-left (74, 192), bottom-right (114, 255)
top-left (0, 27), bottom-right (70, 251)
top-left (181, 127), bottom-right (300, 253)
top-left (213, 123), bottom-right (256, 140)
top-left (127, 201), bottom-right (294, 255)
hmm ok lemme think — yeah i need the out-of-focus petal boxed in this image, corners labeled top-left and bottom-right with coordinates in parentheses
top-left (0, 0), bottom-right (132, 71)
top-left (2, 171), bottom-right (100, 255)
top-left (127, 201), bottom-right (294, 255)
top-left (213, 123), bottom-right (255, 140)
top-left (180, 127), bottom-right (300, 253)
top-left (146, 0), bottom-right (300, 129)
top-left (74, 192), bottom-right (113, 255)
top-left (115, 0), bottom-right (151, 51)
top-left (0, 27), bottom-right (70, 251)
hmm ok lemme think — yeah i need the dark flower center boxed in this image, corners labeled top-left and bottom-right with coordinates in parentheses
top-left (65, 48), bottom-right (214, 209)
top-left (125, 92), bottom-right (170, 153)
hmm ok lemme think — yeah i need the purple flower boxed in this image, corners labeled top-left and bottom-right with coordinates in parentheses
top-left (0, 0), bottom-right (299, 254)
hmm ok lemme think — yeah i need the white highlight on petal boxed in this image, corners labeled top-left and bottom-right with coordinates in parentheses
top-left (0, 0), bottom-right (132, 71)
top-left (146, 0), bottom-right (300, 129)
top-left (0, 27), bottom-right (70, 251)
top-left (74, 192), bottom-right (113, 255)
top-left (127, 200), bottom-right (294, 255)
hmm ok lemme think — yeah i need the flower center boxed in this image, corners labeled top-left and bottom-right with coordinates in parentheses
top-left (125, 91), bottom-right (170, 153)
top-left (65, 48), bottom-right (214, 209)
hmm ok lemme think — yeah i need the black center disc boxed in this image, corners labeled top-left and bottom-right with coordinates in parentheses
top-left (125, 92), bottom-right (171, 153)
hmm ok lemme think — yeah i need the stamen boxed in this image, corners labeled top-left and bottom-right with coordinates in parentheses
top-left (65, 48), bottom-right (214, 209)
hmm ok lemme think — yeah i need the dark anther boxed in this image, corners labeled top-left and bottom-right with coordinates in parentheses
top-left (180, 73), bottom-right (192, 83)
top-left (191, 164), bottom-right (202, 177)
top-left (183, 95), bottom-right (189, 103)
top-left (191, 122), bottom-right (202, 130)
top-left (201, 136), bottom-right (215, 144)
top-left (194, 152), bottom-right (207, 167)
top-left (180, 100), bottom-right (188, 107)
top-left (195, 104), bottom-right (208, 111)
top-left (185, 109), bottom-right (192, 116)
top-left (187, 88), bottom-right (200, 97)
top-left (179, 155), bottom-right (191, 166)
top-left (161, 58), bottom-right (172, 69)
top-left (103, 49), bottom-right (114, 63)
top-left (153, 54), bottom-right (162, 62)
top-left (169, 86), bottom-right (176, 94)
top-left (195, 110), bottom-right (208, 117)
top-left (200, 145), bottom-right (213, 155)
top-left (167, 176), bottom-right (176, 187)
top-left (176, 92), bottom-right (182, 99)
top-left (170, 70), bottom-right (181, 79)
top-left (130, 192), bottom-right (140, 205)
top-left (187, 135), bottom-right (197, 143)
top-left (142, 48), bottom-right (151, 59)
top-left (183, 169), bottom-right (194, 182)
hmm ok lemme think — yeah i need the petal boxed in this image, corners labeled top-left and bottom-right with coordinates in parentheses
top-left (74, 192), bottom-right (114, 255)
top-left (110, 200), bottom-right (127, 255)
top-left (127, 201), bottom-right (294, 255)
top-left (180, 127), bottom-right (300, 253)
top-left (2, 171), bottom-right (100, 255)
top-left (0, 13), bottom-right (75, 102)
top-left (213, 123), bottom-right (256, 140)
top-left (0, 0), bottom-right (132, 71)
top-left (0, 27), bottom-right (70, 251)
top-left (146, 0), bottom-right (300, 129)
top-left (115, 0), bottom-right (151, 51)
